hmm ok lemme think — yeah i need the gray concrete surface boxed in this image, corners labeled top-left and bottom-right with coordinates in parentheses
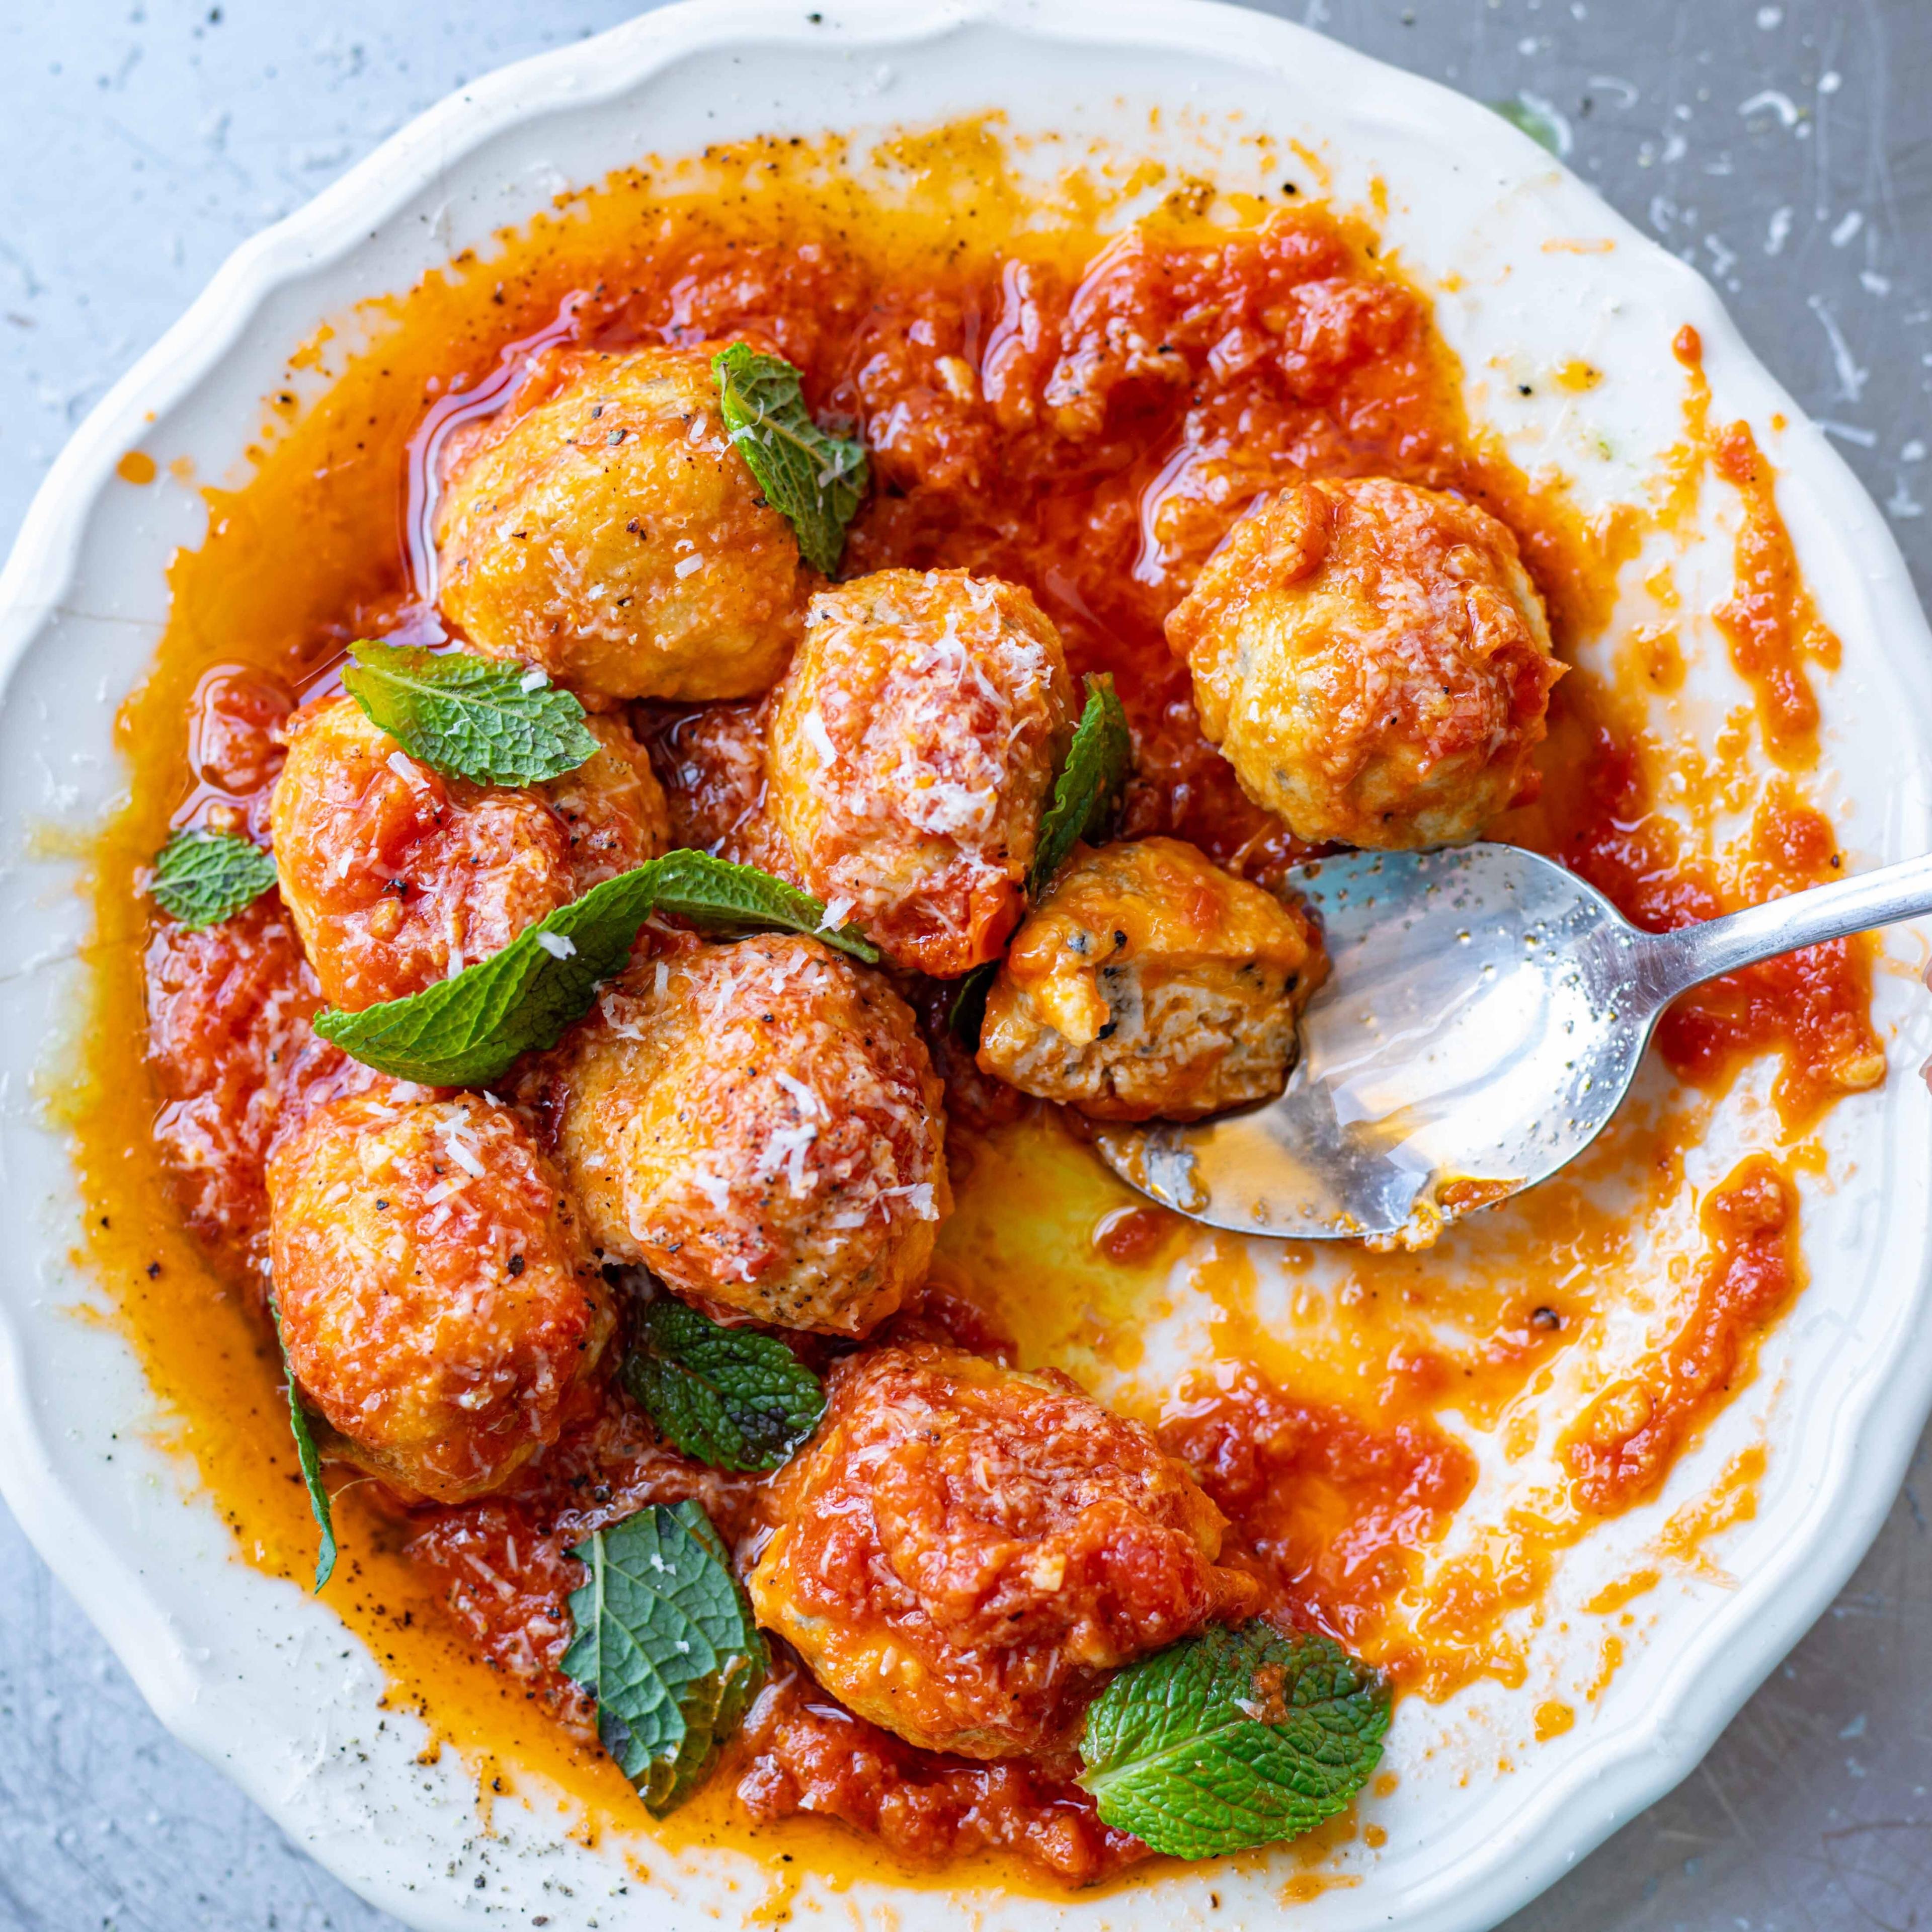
top-left (2, 2), bottom-right (1928, 1926)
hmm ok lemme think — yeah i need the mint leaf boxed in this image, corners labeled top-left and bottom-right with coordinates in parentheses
top-left (1028, 674), bottom-right (1131, 900)
top-left (622, 1297), bottom-right (824, 1472)
top-left (313, 864), bottom-right (658, 1085)
top-left (151, 828), bottom-right (278, 929)
top-left (1078, 1622), bottom-right (1390, 1860)
top-left (712, 343), bottom-right (868, 576)
top-left (271, 1299), bottom-right (337, 1593)
top-left (1490, 95), bottom-right (1566, 156)
top-left (643, 847), bottom-right (878, 963)
top-left (286, 1384), bottom-right (339, 1594)
top-left (340, 639), bottom-right (598, 784)
top-left (948, 959), bottom-right (999, 1048)
top-left (561, 1501), bottom-right (766, 1815)
top-left (312, 850), bottom-right (876, 1087)
top-left (949, 676), bottom-right (1133, 1049)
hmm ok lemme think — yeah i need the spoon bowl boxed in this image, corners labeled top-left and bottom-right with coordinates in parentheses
top-left (1094, 841), bottom-right (1932, 1243)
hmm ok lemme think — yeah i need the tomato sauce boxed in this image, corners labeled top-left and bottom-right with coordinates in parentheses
top-left (1158, 1361), bottom-right (1480, 1658)
top-left (61, 121), bottom-right (1879, 1893)
top-left (1562, 1156), bottom-right (1802, 1513)
top-left (1675, 324), bottom-right (1842, 763)
top-left (1546, 695), bottom-right (1881, 1126)
top-left (737, 1656), bottom-right (1146, 1886)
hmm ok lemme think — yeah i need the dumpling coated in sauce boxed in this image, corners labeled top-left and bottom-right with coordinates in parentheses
top-left (269, 696), bottom-right (666, 1011)
top-left (766, 569), bottom-right (1076, 977)
top-left (749, 1341), bottom-right (1259, 1758)
top-left (268, 1088), bottom-right (614, 1504)
top-left (547, 933), bottom-right (948, 1337)
top-left (435, 345), bottom-right (811, 701)
top-left (1166, 476), bottom-right (1563, 848)
top-left (977, 836), bottom-right (1325, 1121)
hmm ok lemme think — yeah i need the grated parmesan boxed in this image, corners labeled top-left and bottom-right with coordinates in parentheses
top-left (440, 1133), bottom-right (486, 1179)
top-left (800, 708), bottom-right (839, 766)
top-left (885, 1181), bottom-right (939, 1220)
top-left (773, 1069), bottom-right (826, 1119)
top-left (689, 1163), bottom-right (734, 1214)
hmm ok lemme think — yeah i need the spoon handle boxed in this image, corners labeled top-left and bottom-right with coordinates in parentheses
top-left (1635, 850), bottom-right (1932, 1005)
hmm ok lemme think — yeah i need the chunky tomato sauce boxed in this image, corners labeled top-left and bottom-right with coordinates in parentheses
top-left (1562, 1155), bottom-right (1802, 1512)
top-left (64, 122), bottom-right (1880, 1894)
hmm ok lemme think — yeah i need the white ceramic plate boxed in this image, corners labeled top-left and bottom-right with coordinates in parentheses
top-left (4, 4), bottom-right (1931, 1928)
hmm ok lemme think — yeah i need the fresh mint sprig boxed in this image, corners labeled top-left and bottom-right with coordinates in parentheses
top-left (560, 1501), bottom-right (766, 1816)
top-left (271, 1300), bottom-right (337, 1593)
top-left (643, 848), bottom-right (874, 956)
top-left (622, 1297), bottom-right (825, 1473)
top-left (311, 849), bottom-right (877, 1087)
top-left (712, 344), bottom-right (868, 577)
top-left (1028, 673), bottom-right (1131, 900)
top-left (947, 960), bottom-right (999, 1046)
top-left (1078, 1621), bottom-right (1390, 1860)
top-left (1490, 95), bottom-right (1566, 156)
top-left (340, 639), bottom-right (599, 785)
top-left (951, 675), bottom-right (1134, 1046)
top-left (150, 828), bottom-right (279, 929)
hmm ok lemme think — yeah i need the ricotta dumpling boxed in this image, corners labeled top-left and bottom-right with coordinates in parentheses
top-left (267, 1089), bottom-right (614, 1504)
top-left (435, 344), bottom-right (812, 701)
top-left (977, 836), bottom-right (1324, 1120)
top-left (546, 933), bottom-right (949, 1336)
top-left (749, 1342), bottom-right (1259, 1757)
top-left (270, 696), bottom-right (666, 1011)
top-left (1165, 475), bottom-right (1563, 849)
top-left (766, 569), bottom-right (1076, 977)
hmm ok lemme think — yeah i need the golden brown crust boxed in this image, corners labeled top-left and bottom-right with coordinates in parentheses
top-left (267, 1089), bottom-right (614, 1504)
top-left (1165, 476), bottom-right (1563, 848)
top-left (434, 345), bottom-right (811, 700)
top-left (548, 934), bottom-right (949, 1336)
top-left (538, 712), bottom-right (675, 887)
top-left (767, 569), bottom-right (1076, 977)
top-left (977, 836), bottom-right (1325, 1121)
top-left (748, 1342), bottom-right (1259, 1757)
top-left (268, 697), bottom-right (665, 1011)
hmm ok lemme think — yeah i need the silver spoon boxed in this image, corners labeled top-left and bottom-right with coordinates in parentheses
top-left (1092, 842), bottom-right (1932, 1245)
